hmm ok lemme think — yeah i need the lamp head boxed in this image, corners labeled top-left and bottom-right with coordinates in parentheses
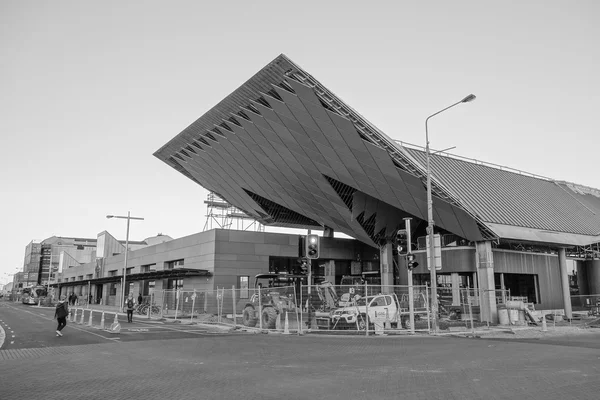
top-left (461, 94), bottom-right (476, 103)
top-left (106, 215), bottom-right (114, 219)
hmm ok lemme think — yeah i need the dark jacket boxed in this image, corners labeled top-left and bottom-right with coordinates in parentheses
top-left (55, 300), bottom-right (69, 319)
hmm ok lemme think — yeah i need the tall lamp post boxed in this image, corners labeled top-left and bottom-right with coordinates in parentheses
top-left (426, 93), bottom-right (476, 334)
top-left (107, 212), bottom-right (144, 312)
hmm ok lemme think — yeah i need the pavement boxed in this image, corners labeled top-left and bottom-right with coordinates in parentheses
top-left (2, 300), bottom-right (600, 399)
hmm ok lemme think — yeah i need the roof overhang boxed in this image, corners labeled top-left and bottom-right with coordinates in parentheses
top-left (487, 223), bottom-right (600, 247)
top-left (53, 268), bottom-right (211, 287)
top-left (154, 54), bottom-right (490, 246)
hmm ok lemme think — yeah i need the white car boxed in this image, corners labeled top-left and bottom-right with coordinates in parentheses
top-left (328, 293), bottom-right (409, 330)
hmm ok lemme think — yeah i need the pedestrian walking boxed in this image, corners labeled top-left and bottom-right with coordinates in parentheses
top-left (73, 293), bottom-right (78, 306)
top-left (125, 293), bottom-right (135, 323)
top-left (54, 295), bottom-right (69, 337)
top-left (68, 293), bottom-right (74, 306)
top-left (138, 293), bottom-right (143, 305)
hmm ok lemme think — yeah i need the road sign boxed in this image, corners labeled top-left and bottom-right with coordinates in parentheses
top-left (426, 234), bottom-right (442, 271)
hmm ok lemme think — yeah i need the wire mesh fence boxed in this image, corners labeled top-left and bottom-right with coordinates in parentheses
top-left (570, 294), bottom-right (600, 316)
top-left (156, 286), bottom-right (302, 333)
top-left (134, 285), bottom-right (519, 334)
top-left (299, 284), bottom-right (431, 335)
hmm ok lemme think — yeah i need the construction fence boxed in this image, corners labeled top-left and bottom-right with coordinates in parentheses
top-left (155, 286), bottom-right (303, 333)
top-left (570, 294), bottom-right (600, 316)
top-left (130, 285), bottom-right (517, 333)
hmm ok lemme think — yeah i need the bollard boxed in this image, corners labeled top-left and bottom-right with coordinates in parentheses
top-left (109, 312), bottom-right (121, 334)
top-left (541, 314), bottom-right (548, 332)
top-left (384, 309), bottom-right (391, 330)
top-left (88, 310), bottom-right (93, 327)
top-left (276, 311), bottom-right (282, 331)
top-left (69, 309), bottom-right (75, 322)
top-left (283, 311), bottom-right (290, 335)
top-left (100, 312), bottom-right (105, 330)
top-left (80, 309), bottom-right (85, 324)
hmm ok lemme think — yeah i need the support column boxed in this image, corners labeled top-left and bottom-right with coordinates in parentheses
top-left (324, 260), bottom-right (335, 284)
top-left (451, 273), bottom-right (460, 306)
top-left (558, 248), bottom-right (573, 320)
top-left (380, 241), bottom-right (394, 293)
top-left (475, 241), bottom-right (497, 323)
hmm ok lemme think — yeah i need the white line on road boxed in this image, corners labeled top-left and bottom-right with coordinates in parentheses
top-left (4, 304), bottom-right (120, 343)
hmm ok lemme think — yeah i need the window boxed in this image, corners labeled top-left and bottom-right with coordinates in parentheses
top-left (109, 270), bottom-right (117, 277)
top-left (141, 264), bottom-right (156, 273)
top-left (239, 276), bottom-right (249, 299)
top-left (167, 278), bottom-right (183, 290)
top-left (109, 283), bottom-right (117, 296)
top-left (85, 274), bottom-right (93, 279)
top-left (166, 259), bottom-right (184, 270)
top-left (126, 267), bottom-right (134, 275)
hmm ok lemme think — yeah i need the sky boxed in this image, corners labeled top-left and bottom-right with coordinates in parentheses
top-left (1, 0), bottom-right (598, 284)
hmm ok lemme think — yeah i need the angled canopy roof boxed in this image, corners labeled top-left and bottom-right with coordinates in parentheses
top-left (154, 54), bottom-right (599, 248)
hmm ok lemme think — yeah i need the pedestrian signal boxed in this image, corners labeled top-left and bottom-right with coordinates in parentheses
top-left (406, 253), bottom-right (419, 270)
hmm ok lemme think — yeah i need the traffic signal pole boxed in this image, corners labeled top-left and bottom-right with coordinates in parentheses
top-left (403, 218), bottom-right (415, 334)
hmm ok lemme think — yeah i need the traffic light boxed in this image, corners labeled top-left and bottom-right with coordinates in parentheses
top-left (306, 234), bottom-right (320, 259)
top-left (396, 229), bottom-right (408, 255)
top-left (298, 258), bottom-right (309, 274)
top-left (406, 253), bottom-right (419, 270)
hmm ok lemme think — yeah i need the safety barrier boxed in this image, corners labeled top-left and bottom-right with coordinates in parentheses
top-left (299, 284), bottom-right (431, 335)
top-left (68, 307), bottom-right (122, 333)
top-left (570, 294), bottom-right (600, 316)
top-left (157, 286), bottom-right (302, 334)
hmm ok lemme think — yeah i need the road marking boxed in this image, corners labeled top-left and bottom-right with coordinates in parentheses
top-left (6, 304), bottom-right (120, 342)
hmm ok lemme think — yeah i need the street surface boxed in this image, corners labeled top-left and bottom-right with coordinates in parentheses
top-left (1, 301), bottom-right (600, 400)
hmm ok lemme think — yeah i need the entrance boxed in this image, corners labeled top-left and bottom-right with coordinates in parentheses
top-left (95, 284), bottom-right (103, 304)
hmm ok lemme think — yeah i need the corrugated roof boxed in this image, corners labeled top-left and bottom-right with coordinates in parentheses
top-left (404, 148), bottom-right (600, 237)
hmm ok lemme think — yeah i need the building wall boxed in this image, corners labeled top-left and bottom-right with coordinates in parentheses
top-left (212, 230), bottom-right (380, 290)
top-left (492, 249), bottom-right (563, 310)
top-left (399, 246), bottom-right (565, 310)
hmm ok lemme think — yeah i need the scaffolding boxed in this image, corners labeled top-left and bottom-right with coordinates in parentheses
top-left (203, 192), bottom-right (264, 232)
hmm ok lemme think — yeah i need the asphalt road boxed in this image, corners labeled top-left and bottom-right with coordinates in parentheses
top-left (1, 300), bottom-right (600, 400)
top-left (0, 302), bottom-right (228, 349)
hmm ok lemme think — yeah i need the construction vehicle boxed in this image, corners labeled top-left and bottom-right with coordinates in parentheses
top-left (240, 273), bottom-right (305, 329)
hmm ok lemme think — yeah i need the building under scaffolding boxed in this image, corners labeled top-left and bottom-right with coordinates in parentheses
top-left (203, 192), bottom-right (264, 232)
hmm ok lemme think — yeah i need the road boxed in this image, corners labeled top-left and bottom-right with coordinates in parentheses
top-left (1, 301), bottom-right (600, 400)
top-left (0, 301), bottom-right (230, 349)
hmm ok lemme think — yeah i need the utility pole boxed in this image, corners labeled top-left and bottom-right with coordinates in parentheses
top-left (403, 218), bottom-right (415, 334)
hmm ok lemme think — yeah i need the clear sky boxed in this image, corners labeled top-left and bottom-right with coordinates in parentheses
top-left (1, 0), bottom-right (598, 283)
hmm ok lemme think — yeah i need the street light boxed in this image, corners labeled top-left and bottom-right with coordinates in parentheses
top-left (107, 212), bottom-right (144, 311)
top-left (426, 94), bottom-right (476, 334)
